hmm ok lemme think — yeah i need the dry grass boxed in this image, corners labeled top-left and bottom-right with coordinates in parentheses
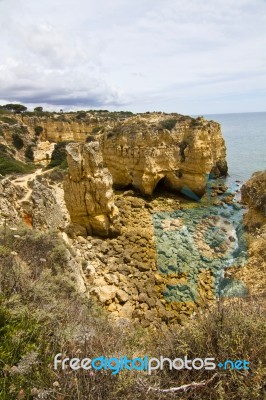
top-left (0, 225), bottom-right (265, 399)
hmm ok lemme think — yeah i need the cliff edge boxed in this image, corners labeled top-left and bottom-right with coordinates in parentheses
top-left (101, 114), bottom-right (227, 196)
top-left (241, 170), bottom-right (266, 230)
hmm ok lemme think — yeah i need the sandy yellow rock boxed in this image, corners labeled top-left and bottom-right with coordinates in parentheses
top-left (100, 114), bottom-right (227, 196)
top-left (64, 141), bottom-right (120, 237)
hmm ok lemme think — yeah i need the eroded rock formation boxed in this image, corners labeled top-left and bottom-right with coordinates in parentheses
top-left (33, 141), bottom-right (55, 165)
top-left (64, 141), bottom-right (120, 237)
top-left (230, 171), bottom-right (266, 298)
top-left (30, 179), bottom-right (68, 230)
top-left (241, 170), bottom-right (266, 215)
top-left (241, 170), bottom-right (266, 229)
top-left (101, 115), bottom-right (227, 196)
top-left (16, 114), bottom-right (109, 142)
top-left (0, 171), bottom-right (69, 231)
top-left (0, 176), bottom-right (26, 224)
top-left (62, 114), bottom-right (228, 236)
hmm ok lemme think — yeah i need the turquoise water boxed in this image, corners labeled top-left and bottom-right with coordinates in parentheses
top-left (203, 112), bottom-right (266, 186)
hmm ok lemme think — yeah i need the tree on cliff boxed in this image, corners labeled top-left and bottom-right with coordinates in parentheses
top-left (2, 103), bottom-right (27, 113)
top-left (34, 106), bottom-right (43, 113)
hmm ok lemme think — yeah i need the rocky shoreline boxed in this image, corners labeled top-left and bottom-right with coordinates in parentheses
top-left (2, 166), bottom-right (263, 328)
top-left (0, 111), bottom-right (265, 328)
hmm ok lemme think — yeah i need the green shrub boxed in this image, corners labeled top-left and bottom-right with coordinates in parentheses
top-left (24, 111), bottom-right (50, 117)
top-left (47, 141), bottom-right (73, 169)
top-left (0, 116), bottom-right (17, 125)
top-left (12, 133), bottom-right (24, 150)
top-left (0, 300), bottom-right (42, 365)
top-left (76, 111), bottom-right (87, 119)
top-left (25, 145), bottom-right (34, 162)
top-left (86, 135), bottom-right (97, 143)
top-left (0, 225), bottom-right (265, 399)
top-left (190, 118), bottom-right (202, 127)
top-left (0, 226), bottom-right (126, 399)
top-left (0, 144), bottom-right (7, 153)
top-left (159, 118), bottom-right (178, 131)
top-left (149, 301), bottom-right (266, 400)
top-left (91, 126), bottom-right (102, 134)
top-left (0, 151), bottom-right (36, 175)
top-left (59, 158), bottom-right (68, 170)
top-left (0, 143), bottom-right (15, 156)
top-left (34, 126), bottom-right (43, 136)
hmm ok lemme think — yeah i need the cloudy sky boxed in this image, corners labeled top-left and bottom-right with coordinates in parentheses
top-left (0, 0), bottom-right (266, 114)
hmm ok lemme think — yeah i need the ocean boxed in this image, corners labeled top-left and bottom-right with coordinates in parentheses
top-left (203, 112), bottom-right (266, 187)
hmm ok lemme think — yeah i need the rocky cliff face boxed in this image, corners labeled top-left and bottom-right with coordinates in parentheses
top-left (0, 121), bottom-right (34, 163)
top-left (0, 171), bottom-right (69, 231)
top-left (0, 110), bottom-right (244, 327)
top-left (16, 114), bottom-right (110, 142)
top-left (101, 114), bottom-right (227, 196)
top-left (241, 170), bottom-right (266, 230)
top-left (63, 114), bottom-right (227, 236)
top-left (241, 170), bottom-right (266, 215)
top-left (230, 171), bottom-right (266, 298)
top-left (0, 115), bottom-right (96, 165)
top-left (64, 141), bottom-right (120, 237)
top-left (1, 113), bottom-right (227, 194)
top-left (33, 141), bottom-right (55, 165)
top-left (0, 177), bottom-right (26, 223)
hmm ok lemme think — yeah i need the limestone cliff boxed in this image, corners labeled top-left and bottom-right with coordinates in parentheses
top-left (241, 170), bottom-right (266, 215)
top-left (64, 141), bottom-right (120, 237)
top-left (0, 116), bottom-right (94, 165)
top-left (100, 114), bottom-right (227, 196)
top-left (63, 114), bottom-right (227, 236)
top-left (241, 170), bottom-right (266, 230)
top-left (0, 170), bottom-right (69, 231)
top-left (0, 121), bottom-right (34, 163)
top-left (33, 141), bottom-right (55, 165)
top-left (230, 171), bottom-right (266, 298)
top-left (0, 176), bottom-right (26, 224)
top-left (1, 113), bottom-right (227, 194)
top-left (15, 114), bottom-right (114, 142)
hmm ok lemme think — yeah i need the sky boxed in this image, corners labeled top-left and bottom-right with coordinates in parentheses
top-left (0, 0), bottom-right (266, 114)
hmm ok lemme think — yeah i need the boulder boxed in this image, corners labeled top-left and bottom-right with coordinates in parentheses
top-left (92, 285), bottom-right (117, 303)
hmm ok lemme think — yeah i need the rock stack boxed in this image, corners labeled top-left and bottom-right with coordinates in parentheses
top-left (64, 141), bottom-right (120, 237)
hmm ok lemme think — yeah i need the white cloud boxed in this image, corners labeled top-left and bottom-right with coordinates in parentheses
top-left (0, 0), bottom-right (265, 113)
